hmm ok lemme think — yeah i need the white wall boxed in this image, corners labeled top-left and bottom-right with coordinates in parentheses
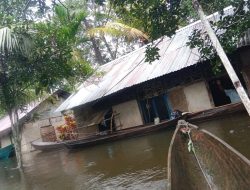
top-left (113, 100), bottom-right (143, 129)
top-left (0, 135), bottom-right (11, 148)
top-left (184, 81), bottom-right (213, 112)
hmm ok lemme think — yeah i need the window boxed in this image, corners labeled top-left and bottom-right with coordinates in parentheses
top-left (139, 94), bottom-right (172, 124)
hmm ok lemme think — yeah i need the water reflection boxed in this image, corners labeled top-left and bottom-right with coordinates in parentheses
top-left (198, 112), bottom-right (250, 159)
top-left (0, 129), bottom-right (174, 190)
top-left (1, 113), bottom-right (250, 190)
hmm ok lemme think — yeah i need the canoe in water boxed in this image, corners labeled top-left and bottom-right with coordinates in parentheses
top-left (0, 144), bottom-right (14, 160)
top-left (64, 116), bottom-right (183, 149)
top-left (168, 120), bottom-right (250, 190)
top-left (31, 141), bottom-right (65, 151)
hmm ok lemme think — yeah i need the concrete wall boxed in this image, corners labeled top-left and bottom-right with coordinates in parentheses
top-left (184, 81), bottom-right (213, 112)
top-left (21, 97), bottom-right (65, 153)
top-left (168, 80), bottom-right (213, 113)
top-left (0, 135), bottom-right (11, 148)
top-left (0, 96), bottom-right (66, 153)
top-left (112, 100), bottom-right (143, 129)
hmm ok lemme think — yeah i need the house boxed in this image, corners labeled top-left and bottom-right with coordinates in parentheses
top-left (0, 90), bottom-right (70, 154)
top-left (56, 7), bottom-right (250, 138)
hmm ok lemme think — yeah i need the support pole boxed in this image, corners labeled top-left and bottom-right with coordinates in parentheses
top-left (192, 0), bottom-right (250, 116)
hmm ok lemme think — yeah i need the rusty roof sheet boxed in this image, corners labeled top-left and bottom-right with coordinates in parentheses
top-left (56, 6), bottom-right (246, 112)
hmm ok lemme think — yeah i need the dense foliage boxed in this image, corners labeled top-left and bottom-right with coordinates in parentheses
top-left (188, 0), bottom-right (250, 72)
top-left (0, 0), bottom-right (93, 168)
top-left (32, 5), bottom-right (93, 92)
top-left (65, 0), bottom-right (146, 64)
top-left (1, 0), bottom-right (249, 169)
top-left (111, 0), bottom-right (249, 65)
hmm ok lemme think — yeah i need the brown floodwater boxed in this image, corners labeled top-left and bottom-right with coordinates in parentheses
top-left (0, 112), bottom-right (250, 190)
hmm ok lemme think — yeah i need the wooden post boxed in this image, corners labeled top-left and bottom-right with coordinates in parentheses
top-left (110, 113), bottom-right (114, 133)
top-left (192, 0), bottom-right (250, 116)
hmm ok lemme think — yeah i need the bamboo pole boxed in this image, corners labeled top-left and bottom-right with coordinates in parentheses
top-left (192, 0), bottom-right (250, 116)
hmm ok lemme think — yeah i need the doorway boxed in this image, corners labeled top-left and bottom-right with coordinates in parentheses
top-left (208, 75), bottom-right (245, 107)
top-left (98, 109), bottom-right (116, 132)
top-left (139, 94), bottom-right (172, 124)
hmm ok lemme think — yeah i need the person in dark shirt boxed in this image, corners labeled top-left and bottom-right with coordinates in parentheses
top-left (213, 80), bottom-right (231, 106)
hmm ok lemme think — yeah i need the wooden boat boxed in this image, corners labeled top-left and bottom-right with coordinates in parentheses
top-left (33, 102), bottom-right (245, 151)
top-left (64, 116), bottom-right (183, 149)
top-left (168, 120), bottom-right (250, 190)
top-left (31, 141), bottom-right (65, 151)
top-left (0, 144), bottom-right (15, 160)
top-left (186, 102), bottom-right (244, 123)
top-left (64, 103), bottom-right (245, 149)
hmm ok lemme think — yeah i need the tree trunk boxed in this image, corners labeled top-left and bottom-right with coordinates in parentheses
top-left (101, 36), bottom-right (116, 60)
top-left (8, 109), bottom-right (23, 169)
top-left (0, 55), bottom-right (23, 168)
top-left (192, 0), bottom-right (250, 116)
top-left (83, 19), bottom-right (104, 65)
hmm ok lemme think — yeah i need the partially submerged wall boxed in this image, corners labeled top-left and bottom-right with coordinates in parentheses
top-left (0, 135), bottom-right (11, 148)
top-left (168, 80), bottom-right (213, 113)
top-left (0, 96), bottom-right (65, 153)
top-left (184, 81), bottom-right (213, 112)
top-left (112, 100), bottom-right (143, 129)
top-left (21, 97), bottom-right (65, 153)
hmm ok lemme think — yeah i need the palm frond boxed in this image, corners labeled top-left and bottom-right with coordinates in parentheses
top-left (87, 27), bottom-right (124, 37)
top-left (0, 27), bottom-right (33, 56)
top-left (19, 34), bottom-right (33, 57)
top-left (0, 27), bottom-right (19, 53)
top-left (87, 22), bottom-right (149, 41)
top-left (55, 5), bottom-right (68, 23)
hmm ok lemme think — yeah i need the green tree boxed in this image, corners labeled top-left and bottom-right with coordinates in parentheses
top-left (63, 0), bottom-right (147, 65)
top-left (111, 0), bottom-right (248, 63)
top-left (111, 0), bottom-right (250, 114)
top-left (0, 2), bottom-right (92, 169)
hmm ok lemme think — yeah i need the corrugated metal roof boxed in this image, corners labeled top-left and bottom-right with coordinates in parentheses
top-left (0, 90), bottom-right (67, 135)
top-left (0, 101), bottom-right (41, 135)
top-left (56, 6), bottom-right (247, 112)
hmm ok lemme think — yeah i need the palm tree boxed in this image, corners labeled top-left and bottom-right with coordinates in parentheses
top-left (0, 4), bottom-right (87, 168)
top-left (87, 22), bottom-right (149, 42)
top-left (87, 22), bottom-right (149, 60)
top-left (0, 26), bottom-right (31, 169)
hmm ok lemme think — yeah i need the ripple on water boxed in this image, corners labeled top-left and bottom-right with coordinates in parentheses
top-left (77, 167), bottom-right (167, 190)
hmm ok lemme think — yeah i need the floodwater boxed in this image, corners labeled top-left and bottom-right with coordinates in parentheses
top-left (198, 112), bottom-right (250, 159)
top-left (0, 112), bottom-right (250, 190)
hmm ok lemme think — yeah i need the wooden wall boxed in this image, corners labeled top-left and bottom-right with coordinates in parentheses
top-left (168, 87), bottom-right (189, 112)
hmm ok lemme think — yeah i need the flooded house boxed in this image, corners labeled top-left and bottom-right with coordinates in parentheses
top-left (56, 8), bottom-right (250, 139)
top-left (0, 90), bottom-right (70, 154)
